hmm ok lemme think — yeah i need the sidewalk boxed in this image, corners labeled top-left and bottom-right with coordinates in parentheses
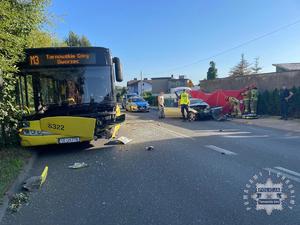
top-left (232, 116), bottom-right (300, 133)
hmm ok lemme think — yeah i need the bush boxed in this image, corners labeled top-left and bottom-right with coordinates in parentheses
top-left (257, 86), bottom-right (300, 118)
top-left (144, 96), bottom-right (157, 106)
top-left (0, 0), bottom-right (49, 147)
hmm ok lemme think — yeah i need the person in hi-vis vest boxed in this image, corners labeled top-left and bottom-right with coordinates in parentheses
top-left (179, 90), bottom-right (190, 120)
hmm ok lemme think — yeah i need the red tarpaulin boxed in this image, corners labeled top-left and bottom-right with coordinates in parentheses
top-left (190, 89), bottom-right (246, 114)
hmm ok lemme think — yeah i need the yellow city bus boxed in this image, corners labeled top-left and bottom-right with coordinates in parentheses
top-left (17, 47), bottom-right (125, 147)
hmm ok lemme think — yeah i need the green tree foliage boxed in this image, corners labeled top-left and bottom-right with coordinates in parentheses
top-left (0, 0), bottom-right (50, 146)
top-left (142, 91), bottom-right (152, 98)
top-left (27, 29), bottom-right (53, 48)
top-left (80, 35), bottom-right (91, 47)
top-left (51, 37), bottom-right (68, 47)
top-left (229, 54), bottom-right (252, 76)
top-left (121, 87), bottom-right (127, 96)
top-left (27, 29), bottom-right (67, 48)
top-left (65, 31), bottom-right (80, 46)
top-left (251, 57), bottom-right (262, 74)
top-left (289, 87), bottom-right (300, 118)
top-left (206, 61), bottom-right (218, 80)
top-left (65, 31), bottom-right (91, 47)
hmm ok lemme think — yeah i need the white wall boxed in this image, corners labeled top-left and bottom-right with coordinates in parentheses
top-left (138, 82), bottom-right (152, 95)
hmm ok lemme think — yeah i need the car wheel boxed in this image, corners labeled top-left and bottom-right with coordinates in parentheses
top-left (188, 111), bottom-right (196, 121)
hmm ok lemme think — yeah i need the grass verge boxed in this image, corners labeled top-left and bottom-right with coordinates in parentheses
top-left (0, 147), bottom-right (31, 203)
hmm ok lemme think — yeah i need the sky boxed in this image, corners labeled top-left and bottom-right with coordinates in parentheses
top-left (49, 0), bottom-right (300, 85)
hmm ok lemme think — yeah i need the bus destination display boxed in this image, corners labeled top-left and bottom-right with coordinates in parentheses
top-left (28, 53), bottom-right (97, 66)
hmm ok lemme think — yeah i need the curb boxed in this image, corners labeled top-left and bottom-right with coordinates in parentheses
top-left (0, 150), bottom-right (37, 223)
top-left (230, 117), bottom-right (300, 133)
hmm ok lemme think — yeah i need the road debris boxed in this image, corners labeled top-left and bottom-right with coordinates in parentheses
top-left (145, 146), bottom-right (154, 151)
top-left (96, 161), bottom-right (104, 166)
top-left (105, 136), bottom-right (132, 145)
top-left (219, 129), bottom-right (224, 132)
top-left (23, 176), bottom-right (42, 191)
top-left (68, 162), bottom-right (88, 169)
top-left (8, 192), bottom-right (29, 213)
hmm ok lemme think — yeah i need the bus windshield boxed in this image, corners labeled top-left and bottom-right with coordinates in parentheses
top-left (30, 66), bottom-right (112, 108)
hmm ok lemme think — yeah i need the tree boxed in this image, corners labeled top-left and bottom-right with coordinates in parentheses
top-left (80, 35), bottom-right (91, 47)
top-left (229, 54), bottom-right (252, 76)
top-left (65, 31), bottom-right (81, 47)
top-left (65, 31), bottom-right (92, 47)
top-left (27, 30), bottom-right (53, 48)
top-left (206, 61), bottom-right (218, 80)
top-left (51, 37), bottom-right (68, 47)
top-left (27, 27), bottom-right (67, 48)
top-left (121, 87), bottom-right (127, 96)
top-left (251, 57), bottom-right (262, 74)
top-left (0, 0), bottom-right (50, 146)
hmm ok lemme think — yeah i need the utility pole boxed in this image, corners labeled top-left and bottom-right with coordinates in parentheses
top-left (140, 71), bottom-right (143, 96)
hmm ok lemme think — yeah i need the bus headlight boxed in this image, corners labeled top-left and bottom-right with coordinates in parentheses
top-left (20, 129), bottom-right (52, 136)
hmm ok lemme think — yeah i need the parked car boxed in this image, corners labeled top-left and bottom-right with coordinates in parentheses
top-left (122, 93), bottom-right (138, 109)
top-left (126, 97), bottom-right (150, 112)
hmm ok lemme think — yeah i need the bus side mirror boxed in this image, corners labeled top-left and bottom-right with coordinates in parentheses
top-left (113, 57), bottom-right (123, 82)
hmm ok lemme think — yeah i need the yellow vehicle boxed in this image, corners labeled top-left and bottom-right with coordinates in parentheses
top-left (163, 95), bottom-right (210, 120)
top-left (17, 47), bottom-right (125, 147)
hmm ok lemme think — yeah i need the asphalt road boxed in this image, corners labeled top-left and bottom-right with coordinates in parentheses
top-left (1, 110), bottom-right (300, 225)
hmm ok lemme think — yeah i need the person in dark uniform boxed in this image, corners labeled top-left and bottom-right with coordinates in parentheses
top-left (279, 86), bottom-right (293, 120)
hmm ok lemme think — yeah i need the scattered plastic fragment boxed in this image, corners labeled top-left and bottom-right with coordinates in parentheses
top-left (68, 162), bottom-right (88, 169)
top-left (145, 146), bottom-right (154, 151)
top-left (23, 176), bottom-right (42, 191)
top-left (8, 192), bottom-right (29, 213)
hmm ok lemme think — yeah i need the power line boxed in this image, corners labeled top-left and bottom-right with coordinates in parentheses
top-left (150, 18), bottom-right (300, 75)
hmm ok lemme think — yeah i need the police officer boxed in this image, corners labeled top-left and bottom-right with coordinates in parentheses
top-left (241, 87), bottom-right (251, 114)
top-left (280, 86), bottom-right (294, 120)
top-left (179, 89), bottom-right (190, 120)
top-left (250, 86), bottom-right (258, 115)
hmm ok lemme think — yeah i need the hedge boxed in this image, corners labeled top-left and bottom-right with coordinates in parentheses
top-left (257, 87), bottom-right (300, 118)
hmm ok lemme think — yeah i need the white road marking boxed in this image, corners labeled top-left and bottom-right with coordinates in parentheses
top-left (264, 168), bottom-right (300, 183)
top-left (282, 136), bottom-right (300, 139)
top-left (151, 124), bottom-right (194, 140)
top-left (275, 166), bottom-right (300, 178)
top-left (205, 145), bottom-right (237, 155)
top-left (223, 135), bottom-right (269, 138)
